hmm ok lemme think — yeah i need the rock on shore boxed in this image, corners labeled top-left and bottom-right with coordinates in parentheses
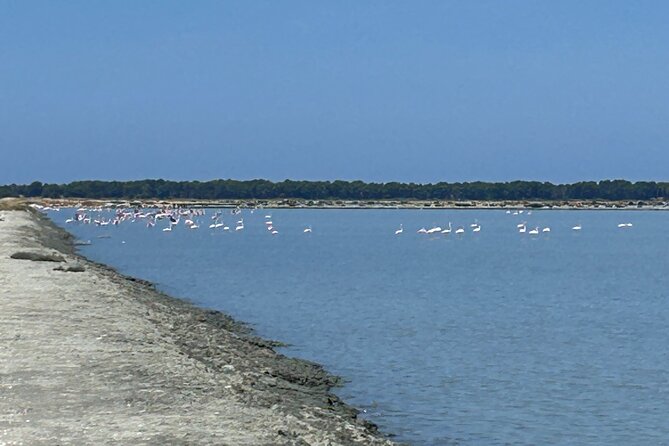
top-left (0, 207), bottom-right (398, 445)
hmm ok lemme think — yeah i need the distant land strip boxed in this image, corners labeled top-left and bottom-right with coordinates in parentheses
top-left (2, 179), bottom-right (669, 202)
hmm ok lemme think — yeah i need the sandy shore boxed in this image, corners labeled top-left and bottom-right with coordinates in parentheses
top-left (29, 197), bottom-right (669, 211)
top-left (0, 204), bottom-right (398, 445)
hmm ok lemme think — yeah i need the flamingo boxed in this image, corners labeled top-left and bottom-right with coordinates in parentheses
top-left (472, 225), bottom-right (481, 233)
top-left (519, 225), bottom-right (527, 233)
top-left (542, 227), bottom-right (551, 233)
top-left (417, 227), bottom-right (428, 234)
top-left (455, 227), bottom-right (465, 234)
top-left (208, 217), bottom-right (224, 229)
top-left (528, 227), bottom-right (539, 235)
top-left (441, 222), bottom-right (452, 234)
top-left (304, 226), bottom-right (313, 233)
top-left (572, 224), bottom-right (582, 231)
top-left (395, 224), bottom-right (403, 235)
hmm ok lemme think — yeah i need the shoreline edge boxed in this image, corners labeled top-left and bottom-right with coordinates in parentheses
top-left (0, 201), bottom-right (400, 445)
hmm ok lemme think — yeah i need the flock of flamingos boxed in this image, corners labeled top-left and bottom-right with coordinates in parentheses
top-left (32, 204), bottom-right (635, 237)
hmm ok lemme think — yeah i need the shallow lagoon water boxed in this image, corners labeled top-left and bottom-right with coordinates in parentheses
top-left (51, 209), bottom-right (669, 445)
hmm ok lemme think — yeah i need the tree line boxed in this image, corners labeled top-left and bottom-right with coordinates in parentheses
top-left (1, 179), bottom-right (668, 202)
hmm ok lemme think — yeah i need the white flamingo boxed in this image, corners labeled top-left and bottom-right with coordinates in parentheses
top-left (441, 222), bottom-right (452, 234)
top-left (572, 224), bottom-right (582, 231)
top-left (455, 227), bottom-right (465, 234)
top-left (395, 224), bottom-right (403, 235)
top-left (427, 226), bottom-right (442, 234)
top-left (528, 227), bottom-right (539, 235)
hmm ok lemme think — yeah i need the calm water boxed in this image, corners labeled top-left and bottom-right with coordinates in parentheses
top-left (49, 209), bottom-right (669, 445)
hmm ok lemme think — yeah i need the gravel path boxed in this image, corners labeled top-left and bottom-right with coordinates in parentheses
top-left (0, 206), bottom-right (398, 445)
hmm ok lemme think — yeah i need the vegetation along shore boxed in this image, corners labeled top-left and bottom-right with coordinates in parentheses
top-left (2, 179), bottom-right (669, 203)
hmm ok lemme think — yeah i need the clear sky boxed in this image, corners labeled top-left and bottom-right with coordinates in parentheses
top-left (1, 1), bottom-right (668, 185)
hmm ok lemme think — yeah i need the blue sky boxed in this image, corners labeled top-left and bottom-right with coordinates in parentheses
top-left (1, 1), bottom-right (668, 184)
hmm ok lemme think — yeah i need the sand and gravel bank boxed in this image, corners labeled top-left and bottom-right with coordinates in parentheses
top-left (0, 205), bottom-right (397, 445)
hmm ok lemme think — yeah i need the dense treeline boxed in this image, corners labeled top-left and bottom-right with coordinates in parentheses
top-left (1, 179), bottom-right (668, 201)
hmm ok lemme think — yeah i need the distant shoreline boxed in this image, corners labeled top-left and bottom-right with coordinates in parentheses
top-left (4, 179), bottom-right (669, 206)
top-left (27, 197), bottom-right (669, 211)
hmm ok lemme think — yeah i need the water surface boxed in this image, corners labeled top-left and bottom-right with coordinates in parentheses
top-left (50, 209), bottom-right (669, 445)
